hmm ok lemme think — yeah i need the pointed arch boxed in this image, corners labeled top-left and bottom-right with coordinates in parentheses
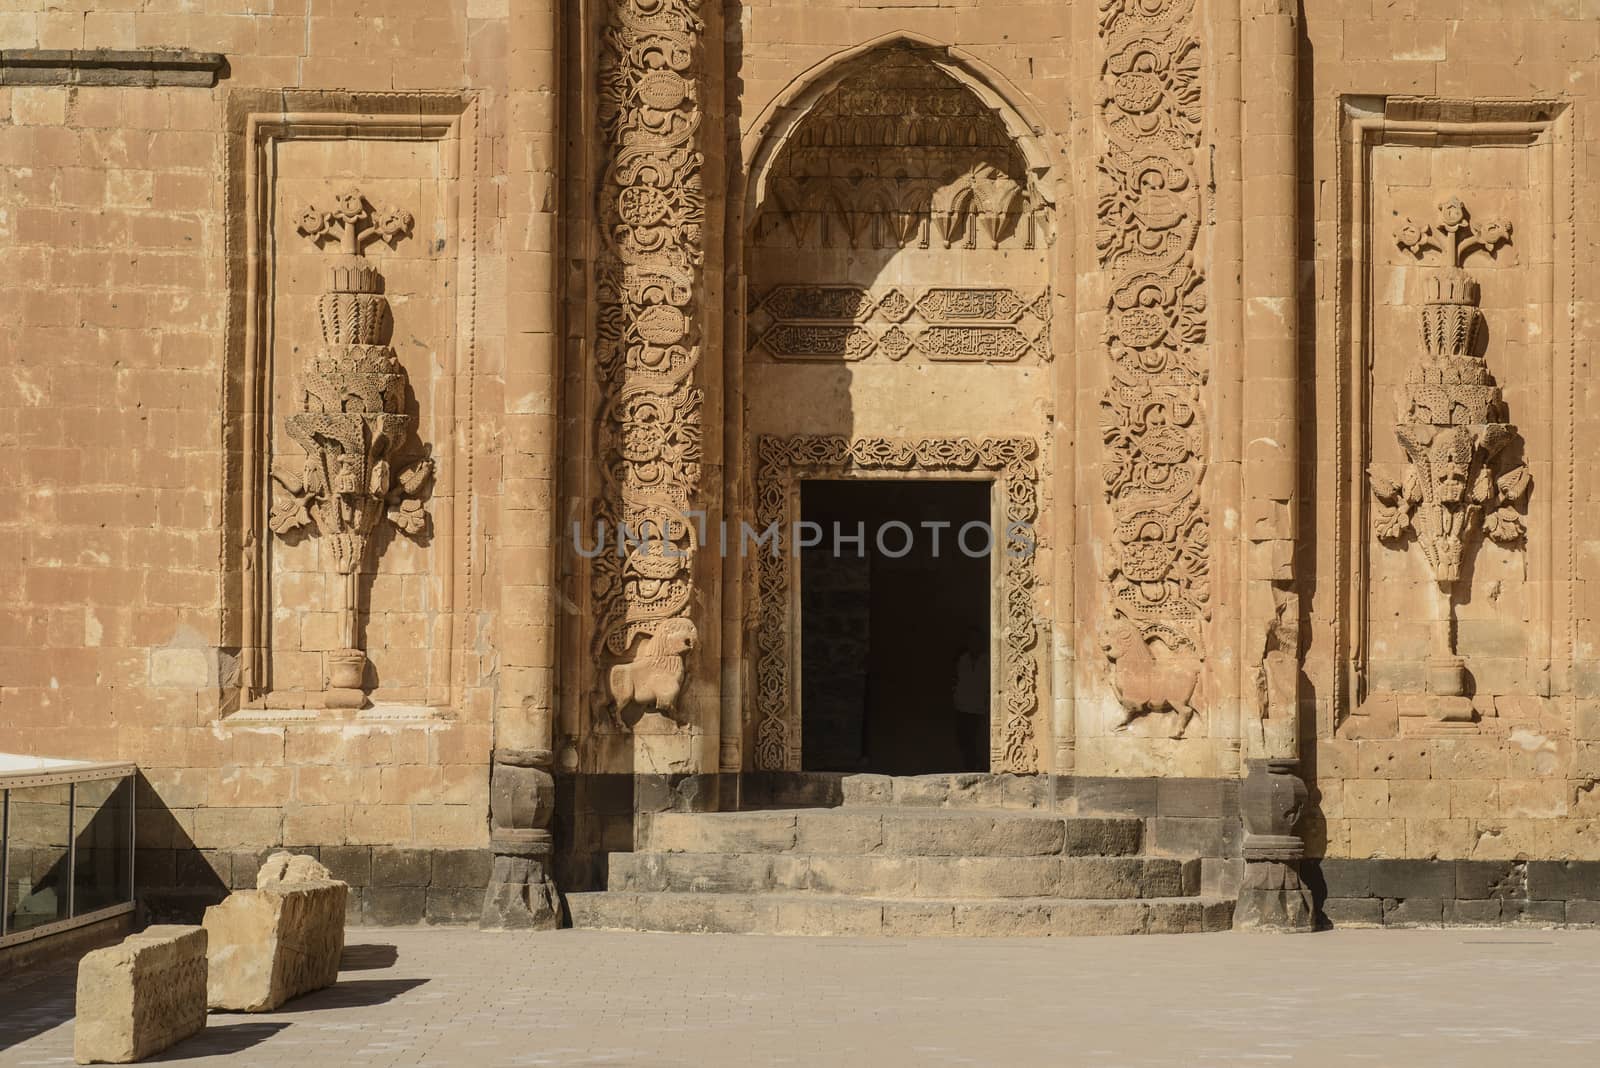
top-left (740, 34), bottom-right (1060, 229)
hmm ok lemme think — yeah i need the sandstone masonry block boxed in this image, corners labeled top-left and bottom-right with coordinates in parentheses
top-left (202, 855), bottom-right (346, 1012)
top-left (74, 925), bottom-right (207, 1065)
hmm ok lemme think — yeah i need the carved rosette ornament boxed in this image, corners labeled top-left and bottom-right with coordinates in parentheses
top-left (1370, 198), bottom-right (1529, 716)
top-left (593, 0), bottom-right (706, 724)
top-left (269, 188), bottom-right (432, 708)
top-left (1095, 0), bottom-right (1210, 734)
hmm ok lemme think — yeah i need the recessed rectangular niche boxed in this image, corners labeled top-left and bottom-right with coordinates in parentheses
top-left (1332, 96), bottom-right (1572, 729)
top-left (223, 91), bottom-right (480, 717)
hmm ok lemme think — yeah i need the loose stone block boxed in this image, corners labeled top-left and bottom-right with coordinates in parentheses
top-left (74, 925), bottom-right (208, 1065)
top-left (203, 861), bottom-right (347, 1012)
top-left (256, 850), bottom-right (333, 888)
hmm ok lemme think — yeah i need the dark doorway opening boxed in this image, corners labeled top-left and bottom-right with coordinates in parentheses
top-left (799, 479), bottom-right (991, 775)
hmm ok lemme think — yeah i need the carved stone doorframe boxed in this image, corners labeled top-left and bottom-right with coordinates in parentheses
top-left (751, 435), bottom-right (1042, 773)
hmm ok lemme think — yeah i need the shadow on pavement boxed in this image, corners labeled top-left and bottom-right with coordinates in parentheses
top-left (149, 1022), bottom-right (289, 1061)
top-left (339, 943), bottom-right (399, 970)
top-left (0, 965), bottom-right (74, 1052)
top-left (278, 977), bottom-right (428, 1011)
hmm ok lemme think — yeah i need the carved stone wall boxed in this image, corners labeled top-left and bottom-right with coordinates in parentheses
top-left (750, 48), bottom-right (1039, 254)
top-left (232, 98), bottom-right (479, 718)
top-left (1331, 100), bottom-right (1569, 738)
top-left (748, 285), bottom-right (1051, 364)
top-left (1094, 0), bottom-right (1211, 737)
top-left (736, 43), bottom-right (1059, 774)
top-left (752, 436), bottom-right (1041, 772)
top-left (591, 0), bottom-right (707, 723)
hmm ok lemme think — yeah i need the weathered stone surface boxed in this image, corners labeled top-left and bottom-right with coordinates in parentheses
top-left (74, 925), bottom-right (207, 1065)
top-left (256, 851), bottom-right (333, 889)
top-left (203, 879), bottom-right (347, 1011)
top-left (0, 0), bottom-right (1597, 950)
top-left (569, 891), bottom-right (1234, 938)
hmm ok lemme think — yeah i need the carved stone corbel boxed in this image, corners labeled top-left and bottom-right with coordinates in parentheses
top-left (269, 186), bottom-right (433, 708)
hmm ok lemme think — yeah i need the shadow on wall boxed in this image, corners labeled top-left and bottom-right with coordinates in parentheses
top-left (133, 773), bottom-right (233, 925)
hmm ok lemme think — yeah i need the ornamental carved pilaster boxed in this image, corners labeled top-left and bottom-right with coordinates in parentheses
top-left (591, 0), bottom-right (707, 726)
top-left (1370, 197), bottom-right (1530, 720)
top-left (268, 187), bottom-right (433, 709)
top-left (1095, 0), bottom-right (1211, 737)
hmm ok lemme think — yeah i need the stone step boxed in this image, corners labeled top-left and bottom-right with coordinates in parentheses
top-left (567, 891), bottom-right (1235, 938)
top-left (640, 809), bottom-right (1142, 858)
top-left (744, 772), bottom-right (1056, 811)
top-left (608, 852), bottom-right (1198, 899)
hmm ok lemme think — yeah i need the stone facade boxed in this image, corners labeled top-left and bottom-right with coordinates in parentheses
top-left (3, 1), bottom-right (1600, 929)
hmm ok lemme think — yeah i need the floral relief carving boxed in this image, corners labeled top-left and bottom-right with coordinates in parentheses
top-left (1369, 197), bottom-right (1530, 710)
top-left (1095, 0), bottom-right (1210, 733)
top-left (592, 0), bottom-right (706, 724)
top-left (753, 436), bottom-right (1041, 772)
top-left (269, 187), bottom-right (433, 709)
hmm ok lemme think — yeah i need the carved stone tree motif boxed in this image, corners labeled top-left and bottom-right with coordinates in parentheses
top-left (269, 187), bottom-right (433, 708)
top-left (592, 0), bottom-right (705, 726)
top-left (1095, 0), bottom-right (1210, 736)
top-left (1370, 197), bottom-right (1530, 720)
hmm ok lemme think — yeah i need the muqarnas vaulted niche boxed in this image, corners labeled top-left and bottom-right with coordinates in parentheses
top-left (1370, 196), bottom-right (1531, 723)
top-left (269, 187), bottom-right (434, 708)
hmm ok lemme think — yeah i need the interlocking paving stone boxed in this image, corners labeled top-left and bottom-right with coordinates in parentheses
top-left (6, 927), bottom-right (1600, 1066)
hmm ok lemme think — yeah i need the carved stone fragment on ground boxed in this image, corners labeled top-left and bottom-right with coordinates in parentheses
top-left (202, 855), bottom-right (347, 1012)
top-left (74, 925), bottom-right (208, 1064)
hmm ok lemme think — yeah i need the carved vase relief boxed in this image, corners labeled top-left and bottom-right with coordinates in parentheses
top-left (593, 0), bottom-right (706, 723)
top-left (268, 187), bottom-right (434, 708)
top-left (1369, 197), bottom-right (1530, 721)
top-left (1095, 0), bottom-right (1210, 735)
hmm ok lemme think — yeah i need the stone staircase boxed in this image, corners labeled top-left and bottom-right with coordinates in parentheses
top-left (567, 777), bottom-right (1236, 937)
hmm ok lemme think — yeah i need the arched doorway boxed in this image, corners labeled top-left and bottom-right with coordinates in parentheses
top-left (733, 42), bottom-right (1062, 775)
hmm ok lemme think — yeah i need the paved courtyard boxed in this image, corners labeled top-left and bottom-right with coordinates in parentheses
top-left (4, 927), bottom-right (1600, 1066)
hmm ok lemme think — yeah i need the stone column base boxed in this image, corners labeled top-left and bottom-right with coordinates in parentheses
top-left (481, 848), bottom-right (562, 930)
top-left (1234, 858), bottom-right (1314, 932)
top-left (481, 748), bottom-right (562, 930)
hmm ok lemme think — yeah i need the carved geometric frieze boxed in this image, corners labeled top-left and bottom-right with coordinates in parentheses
top-left (753, 436), bottom-right (1042, 773)
top-left (591, 0), bottom-right (706, 722)
top-left (1095, 0), bottom-right (1211, 734)
top-left (749, 285), bottom-right (1051, 363)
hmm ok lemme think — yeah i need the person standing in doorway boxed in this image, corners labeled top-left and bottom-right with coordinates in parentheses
top-left (952, 627), bottom-right (988, 771)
